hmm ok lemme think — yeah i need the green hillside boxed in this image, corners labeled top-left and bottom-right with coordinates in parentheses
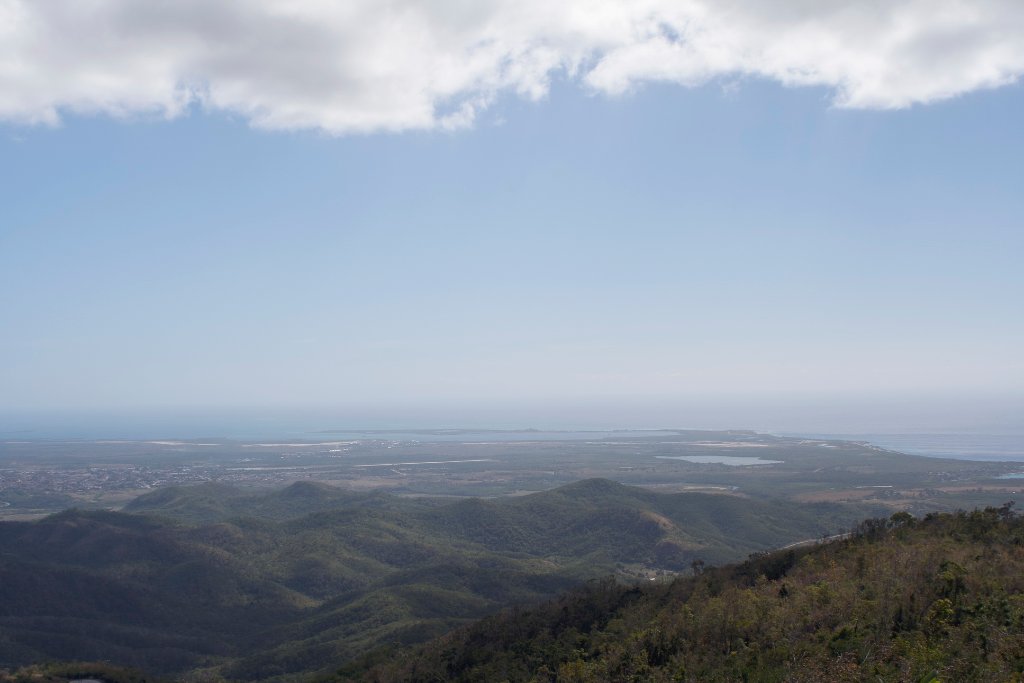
top-left (0, 480), bottom-right (869, 680)
top-left (122, 481), bottom-right (404, 524)
top-left (356, 504), bottom-right (1024, 682)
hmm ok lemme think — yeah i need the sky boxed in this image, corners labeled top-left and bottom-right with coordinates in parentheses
top-left (1, 1), bottom-right (1023, 433)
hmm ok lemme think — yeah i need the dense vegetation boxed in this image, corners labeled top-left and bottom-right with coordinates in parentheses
top-left (0, 662), bottom-right (163, 683)
top-left (0, 480), bottom-right (860, 681)
top-left (354, 504), bottom-right (1024, 682)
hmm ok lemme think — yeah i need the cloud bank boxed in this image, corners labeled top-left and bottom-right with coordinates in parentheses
top-left (2, 0), bottom-right (1022, 133)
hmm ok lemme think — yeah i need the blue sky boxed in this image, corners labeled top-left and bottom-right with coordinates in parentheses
top-left (1, 2), bottom-right (1023, 432)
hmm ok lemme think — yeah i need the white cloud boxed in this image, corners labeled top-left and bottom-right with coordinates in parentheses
top-left (1, 0), bottom-right (1022, 133)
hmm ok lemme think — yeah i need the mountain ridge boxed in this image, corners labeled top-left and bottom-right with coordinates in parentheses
top-left (353, 504), bottom-right (1024, 682)
top-left (0, 478), bottom-right (875, 680)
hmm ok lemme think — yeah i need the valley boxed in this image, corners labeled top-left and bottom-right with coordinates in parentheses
top-left (359, 504), bottom-right (1024, 682)
top-left (1, 430), bottom-right (1022, 680)
top-left (1, 478), bottom-right (862, 680)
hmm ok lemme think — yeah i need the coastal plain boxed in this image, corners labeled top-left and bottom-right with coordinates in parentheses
top-left (1, 429), bottom-right (1020, 520)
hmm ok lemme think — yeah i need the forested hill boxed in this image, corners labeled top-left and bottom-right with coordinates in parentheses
top-left (355, 504), bottom-right (1024, 682)
top-left (0, 480), bottom-right (865, 681)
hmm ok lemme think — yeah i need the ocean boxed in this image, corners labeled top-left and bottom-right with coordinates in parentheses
top-left (795, 432), bottom-right (1024, 463)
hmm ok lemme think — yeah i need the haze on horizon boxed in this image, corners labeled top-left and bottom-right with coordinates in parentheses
top-left (1, 1), bottom-right (1022, 433)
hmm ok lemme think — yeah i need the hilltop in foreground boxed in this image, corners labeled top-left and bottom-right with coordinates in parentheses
top-left (354, 504), bottom-right (1024, 682)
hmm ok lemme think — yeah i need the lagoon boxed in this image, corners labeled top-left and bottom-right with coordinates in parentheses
top-left (655, 455), bottom-right (783, 466)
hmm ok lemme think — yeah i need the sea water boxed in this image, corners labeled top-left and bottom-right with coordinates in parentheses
top-left (799, 432), bottom-right (1024, 463)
